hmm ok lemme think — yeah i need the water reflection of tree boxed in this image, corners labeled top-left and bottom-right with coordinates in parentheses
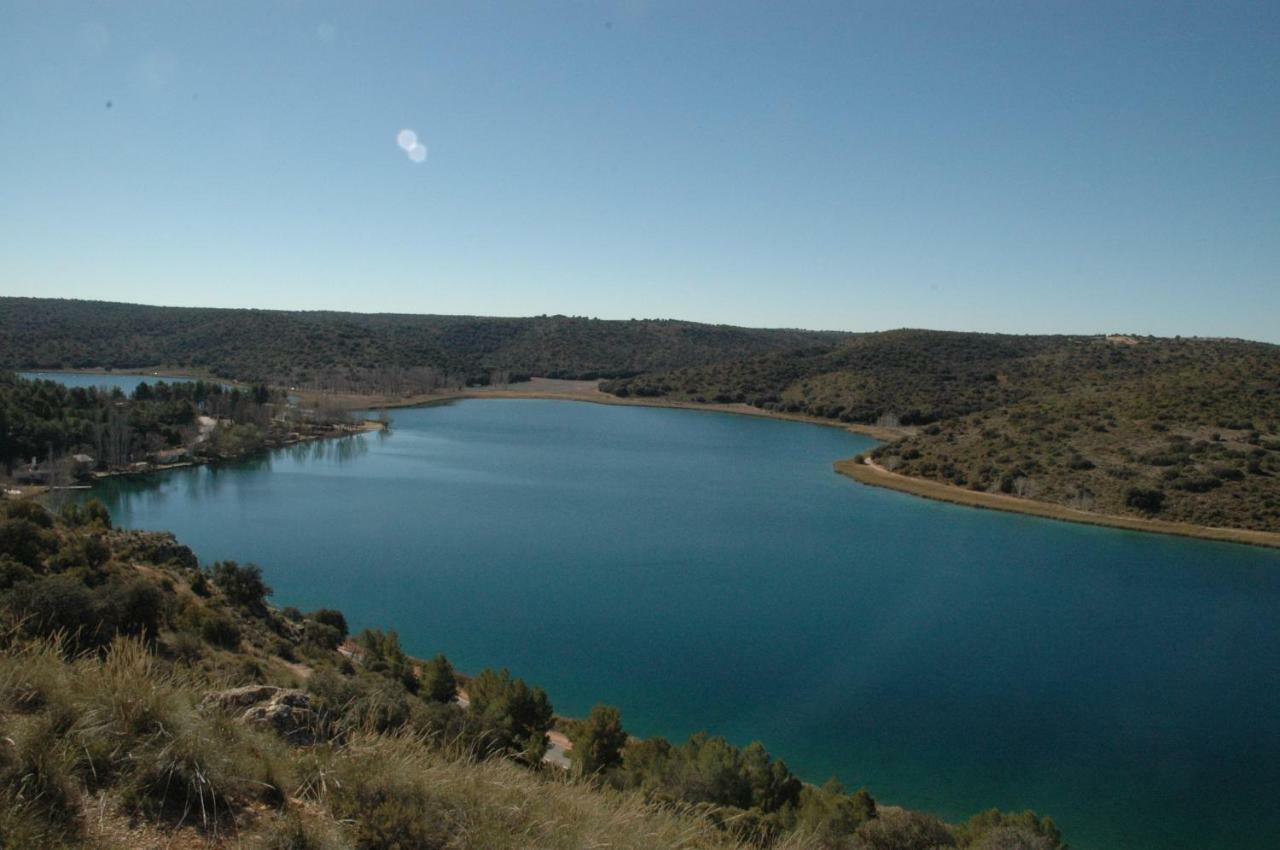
top-left (282, 434), bottom-right (369, 466)
top-left (82, 435), bottom-right (370, 516)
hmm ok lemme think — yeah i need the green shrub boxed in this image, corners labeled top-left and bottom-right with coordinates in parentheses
top-left (326, 749), bottom-right (451, 850)
top-left (0, 518), bottom-right (57, 568)
top-left (467, 668), bottom-right (553, 760)
top-left (955, 809), bottom-right (1063, 849)
top-left (351, 679), bottom-right (414, 734)
top-left (3, 500), bottom-right (53, 528)
top-left (250, 813), bottom-right (345, 850)
top-left (569, 704), bottom-right (627, 777)
top-left (208, 561), bottom-right (272, 610)
top-left (419, 654), bottom-right (457, 704)
top-left (5, 574), bottom-right (97, 645)
top-left (1124, 488), bottom-right (1165, 514)
top-left (309, 608), bottom-right (348, 638)
top-left (855, 808), bottom-right (955, 849)
top-left (303, 620), bottom-right (343, 652)
top-left (0, 555), bottom-right (35, 590)
top-left (199, 610), bottom-right (242, 649)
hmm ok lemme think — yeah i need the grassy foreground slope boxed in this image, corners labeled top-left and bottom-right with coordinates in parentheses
top-left (606, 331), bottom-right (1280, 534)
top-left (0, 297), bottom-right (844, 389)
top-left (0, 498), bottom-right (1065, 850)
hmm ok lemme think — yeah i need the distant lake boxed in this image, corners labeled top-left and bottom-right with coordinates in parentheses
top-left (75, 395), bottom-right (1280, 850)
top-left (19, 370), bottom-right (206, 394)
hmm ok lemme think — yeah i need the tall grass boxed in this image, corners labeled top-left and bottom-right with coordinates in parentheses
top-left (0, 634), bottom-right (820, 850)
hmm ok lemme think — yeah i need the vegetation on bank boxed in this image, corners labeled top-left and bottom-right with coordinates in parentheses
top-left (0, 498), bottom-right (1066, 850)
top-left (605, 331), bottom-right (1280, 533)
top-left (0, 297), bottom-right (845, 394)
top-left (0, 372), bottom-right (361, 483)
top-left (6, 298), bottom-right (1277, 534)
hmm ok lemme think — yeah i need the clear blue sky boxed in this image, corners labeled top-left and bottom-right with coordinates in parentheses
top-left (2, 1), bottom-right (1277, 341)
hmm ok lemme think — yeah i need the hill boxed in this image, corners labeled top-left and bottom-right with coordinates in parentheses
top-left (604, 330), bottom-right (1280, 534)
top-left (0, 497), bottom-right (1066, 850)
top-left (5, 298), bottom-right (1278, 536)
top-left (0, 297), bottom-right (845, 392)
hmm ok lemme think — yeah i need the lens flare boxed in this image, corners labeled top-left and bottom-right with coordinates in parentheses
top-left (408, 143), bottom-right (427, 163)
top-left (396, 129), bottom-right (417, 151)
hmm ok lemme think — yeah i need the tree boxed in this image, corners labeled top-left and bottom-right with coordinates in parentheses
top-left (569, 704), bottom-right (627, 777)
top-left (468, 667), bottom-right (553, 760)
top-left (420, 654), bottom-right (458, 704)
top-left (208, 561), bottom-right (272, 609)
top-left (741, 741), bottom-right (802, 812)
top-left (793, 778), bottom-right (876, 840)
top-left (309, 607), bottom-right (348, 638)
top-left (357, 628), bottom-right (416, 692)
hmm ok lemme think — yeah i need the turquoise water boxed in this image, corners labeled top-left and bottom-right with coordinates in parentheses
top-left (82, 397), bottom-right (1280, 850)
top-left (19, 371), bottom-right (201, 393)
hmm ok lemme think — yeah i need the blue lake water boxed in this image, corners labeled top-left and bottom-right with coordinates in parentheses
top-left (79, 396), bottom-right (1280, 850)
top-left (20, 371), bottom-right (202, 394)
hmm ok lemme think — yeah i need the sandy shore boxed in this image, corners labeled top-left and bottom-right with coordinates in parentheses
top-left (57, 373), bottom-right (1275, 549)
top-left (837, 457), bottom-right (1280, 550)
top-left (303, 378), bottom-right (1280, 548)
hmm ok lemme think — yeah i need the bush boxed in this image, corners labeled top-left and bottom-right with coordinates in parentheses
top-left (95, 577), bottom-right (166, 639)
top-left (209, 561), bottom-right (272, 610)
top-left (303, 620), bottom-right (343, 652)
top-left (351, 679), bottom-right (414, 734)
top-left (1173, 476), bottom-right (1221, 493)
top-left (855, 808), bottom-right (954, 849)
top-left (5, 574), bottom-right (97, 644)
top-left (250, 813), bottom-right (344, 850)
top-left (3, 499), bottom-right (53, 528)
top-left (326, 750), bottom-right (451, 850)
top-left (0, 713), bottom-right (83, 837)
top-left (199, 610), bottom-right (242, 649)
top-left (0, 518), bottom-right (57, 568)
top-left (309, 608), bottom-right (348, 638)
top-left (58, 500), bottom-right (111, 530)
top-left (956, 809), bottom-right (1063, 849)
top-left (793, 779), bottom-right (876, 841)
top-left (305, 667), bottom-right (361, 725)
top-left (0, 555), bottom-right (35, 590)
top-left (1124, 488), bottom-right (1165, 514)
top-left (48, 533), bottom-right (111, 572)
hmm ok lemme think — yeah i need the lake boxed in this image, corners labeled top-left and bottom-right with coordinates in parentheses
top-left (20, 370), bottom-right (204, 394)
top-left (81, 396), bottom-right (1280, 850)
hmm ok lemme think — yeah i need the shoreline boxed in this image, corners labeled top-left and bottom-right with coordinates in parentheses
top-left (306, 380), bottom-right (1280, 550)
top-left (836, 457), bottom-right (1280, 550)
top-left (297, 380), bottom-right (913, 442)
top-left (14, 421), bottom-right (385, 499)
top-left (19, 365), bottom-right (245, 384)
top-left (22, 372), bottom-right (1280, 549)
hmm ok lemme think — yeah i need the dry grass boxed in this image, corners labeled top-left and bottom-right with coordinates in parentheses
top-left (0, 634), bottom-right (821, 850)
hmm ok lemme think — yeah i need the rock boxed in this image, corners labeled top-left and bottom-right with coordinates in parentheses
top-left (205, 685), bottom-right (317, 743)
top-left (203, 684), bottom-right (283, 710)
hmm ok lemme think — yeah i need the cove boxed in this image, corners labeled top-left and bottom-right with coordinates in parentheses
top-left (19, 371), bottom-right (203, 394)
top-left (83, 397), bottom-right (1280, 850)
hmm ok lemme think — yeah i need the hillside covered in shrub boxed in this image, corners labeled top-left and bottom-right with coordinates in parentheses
top-left (0, 497), bottom-right (1065, 850)
top-left (605, 331), bottom-right (1280, 533)
top-left (0, 297), bottom-right (845, 393)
